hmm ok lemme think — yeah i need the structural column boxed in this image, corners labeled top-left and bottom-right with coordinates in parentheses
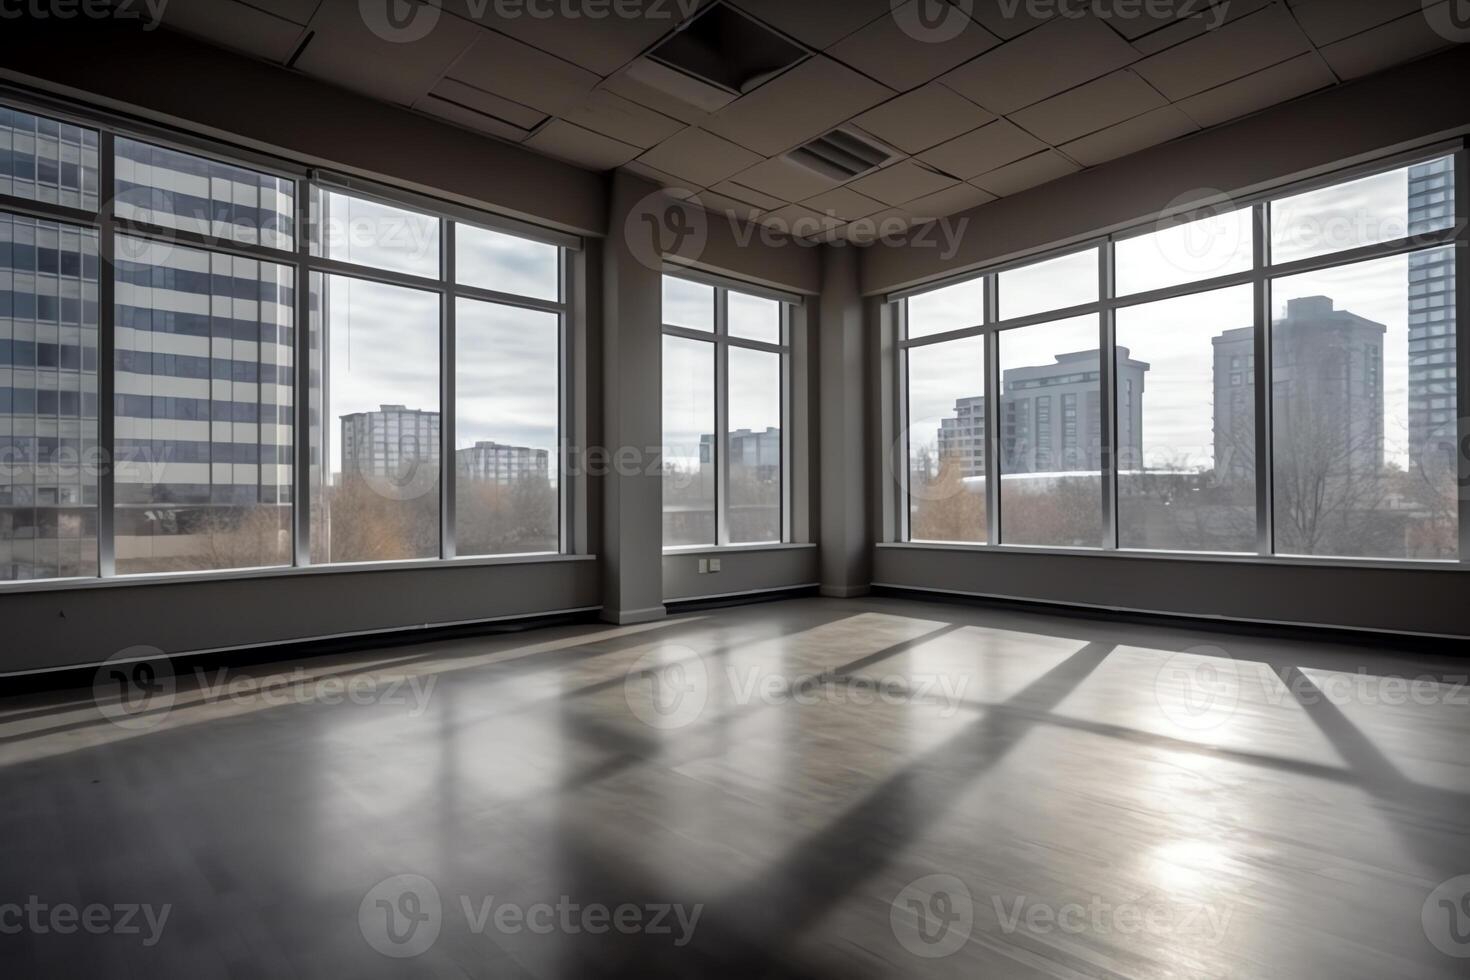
top-left (817, 245), bottom-right (872, 596)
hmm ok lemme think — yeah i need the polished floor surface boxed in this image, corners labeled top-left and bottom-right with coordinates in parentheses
top-left (2, 596), bottom-right (1468, 978)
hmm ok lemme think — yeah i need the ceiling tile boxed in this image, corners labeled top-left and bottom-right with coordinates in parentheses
top-left (939, 14), bottom-right (1138, 114)
top-left (1059, 105), bottom-right (1197, 167)
top-left (161, 0), bottom-right (306, 64)
top-left (709, 179), bottom-right (788, 211)
top-left (696, 190), bottom-right (767, 222)
top-left (802, 186), bottom-right (887, 221)
top-left (428, 77), bottom-right (546, 129)
top-left (847, 159), bottom-right (959, 207)
top-left (964, 1), bottom-right (1053, 39)
top-left (851, 83), bottom-right (995, 154)
top-left (701, 55), bottom-right (895, 156)
top-left (726, 0), bottom-right (891, 49)
top-left (1319, 8), bottom-right (1456, 80)
top-left (296, 0), bottom-right (480, 105)
top-left (1288, 0), bottom-right (1425, 47)
top-left (1132, 5), bottom-right (1313, 101)
top-left (635, 128), bottom-right (764, 187)
top-left (1008, 70), bottom-right (1167, 145)
top-left (1175, 53), bottom-right (1335, 129)
top-left (413, 90), bottom-right (540, 142)
top-left (904, 182), bottom-right (995, 220)
top-left (447, 28), bottom-right (601, 116)
top-left (826, 0), bottom-right (1001, 92)
top-left (557, 90), bottom-right (686, 149)
top-left (969, 149), bottom-right (1080, 197)
top-left (622, 159), bottom-right (684, 187)
top-left (918, 119), bottom-right (1046, 180)
top-left (761, 203), bottom-right (842, 238)
top-left (242, 0), bottom-right (320, 24)
top-left (1128, 0), bottom-right (1270, 56)
top-left (597, 69), bottom-right (714, 126)
top-left (442, 0), bottom-right (688, 77)
top-left (525, 119), bottom-right (643, 171)
top-left (845, 208), bottom-right (912, 243)
top-left (1090, 0), bottom-right (1218, 39)
top-left (728, 156), bottom-right (841, 202)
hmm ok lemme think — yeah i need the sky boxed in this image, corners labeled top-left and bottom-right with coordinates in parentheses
top-left (905, 160), bottom-right (1449, 472)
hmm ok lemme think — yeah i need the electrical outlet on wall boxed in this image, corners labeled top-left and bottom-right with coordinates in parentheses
top-left (709, 558), bottom-right (721, 573)
top-left (698, 558), bottom-right (709, 574)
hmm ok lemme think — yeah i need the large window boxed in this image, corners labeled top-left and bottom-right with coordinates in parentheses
top-left (662, 275), bottom-right (790, 548)
top-left (898, 151), bottom-right (1462, 566)
top-left (0, 99), bottom-right (570, 585)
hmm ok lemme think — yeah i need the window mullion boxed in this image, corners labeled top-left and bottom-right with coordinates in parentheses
top-left (716, 289), bottom-right (730, 547)
top-left (292, 180), bottom-right (312, 568)
top-left (1100, 244), bottom-right (1118, 551)
top-left (1253, 203), bottom-right (1273, 557)
top-left (985, 275), bottom-right (1001, 547)
top-left (441, 220), bottom-right (456, 561)
top-left (1456, 148), bottom-right (1469, 565)
top-left (96, 131), bottom-right (116, 578)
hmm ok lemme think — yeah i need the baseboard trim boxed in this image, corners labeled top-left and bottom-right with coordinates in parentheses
top-left (665, 584), bottom-right (819, 613)
top-left (819, 584), bottom-right (871, 598)
top-left (870, 583), bottom-right (1470, 648)
top-left (601, 606), bottom-right (667, 625)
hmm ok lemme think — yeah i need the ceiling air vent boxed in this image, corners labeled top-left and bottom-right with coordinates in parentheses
top-left (785, 129), bottom-right (894, 182)
top-left (627, 2), bottom-right (808, 112)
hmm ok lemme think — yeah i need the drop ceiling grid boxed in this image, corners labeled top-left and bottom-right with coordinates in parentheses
top-left (160, 0), bottom-right (1458, 240)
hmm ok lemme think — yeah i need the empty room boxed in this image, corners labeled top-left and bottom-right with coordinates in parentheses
top-left (1, 1), bottom-right (1469, 977)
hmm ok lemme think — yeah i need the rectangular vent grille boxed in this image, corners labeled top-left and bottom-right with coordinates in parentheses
top-left (785, 129), bottom-right (892, 182)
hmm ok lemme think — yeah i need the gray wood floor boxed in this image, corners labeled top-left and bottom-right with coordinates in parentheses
top-left (2, 596), bottom-right (1468, 978)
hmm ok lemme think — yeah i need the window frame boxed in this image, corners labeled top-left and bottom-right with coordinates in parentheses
top-left (661, 271), bottom-right (793, 551)
top-left (0, 88), bottom-right (580, 590)
top-left (891, 138), bottom-right (1469, 570)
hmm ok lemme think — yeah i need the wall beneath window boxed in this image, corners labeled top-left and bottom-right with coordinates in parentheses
top-left (663, 546), bottom-right (819, 603)
top-left (4, 559), bottom-right (600, 675)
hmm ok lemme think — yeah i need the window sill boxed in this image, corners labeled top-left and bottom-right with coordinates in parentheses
top-left (663, 542), bottom-right (816, 556)
top-left (0, 552), bottom-right (597, 595)
top-left (877, 541), bottom-right (1465, 572)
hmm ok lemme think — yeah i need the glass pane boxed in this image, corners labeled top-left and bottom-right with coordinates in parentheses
top-left (455, 224), bottom-right (559, 302)
top-left (1115, 208), bottom-right (1253, 295)
top-left (728, 289), bottom-right (781, 343)
top-left (1271, 156), bottom-right (1455, 265)
top-left (907, 277), bottom-right (983, 339)
top-left (1115, 286), bottom-right (1257, 553)
top-left (662, 335), bottom-right (714, 546)
top-left (998, 248), bottom-right (1098, 322)
top-left (662, 276), bottom-right (713, 332)
top-left (907, 336), bottom-right (986, 543)
top-left (113, 236), bottom-right (293, 574)
top-left (455, 299), bottom-right (558, 556)
top-left (312, 187), bottom-right (439, 279)
top-left (998, 315), bottom-right (1103, 547)
top-left (115, 137), bottom-right (294, 250)
top-left (0, 215), bottom-right (98, 580)
top-left (1271, 248), bottom-right (1457, 560)
top-left (310, 273), bottom-right (440, 564)
top-left (0, 106), bottom-right (98, 211)
top-left (727, 346), bottom-right (781, 544)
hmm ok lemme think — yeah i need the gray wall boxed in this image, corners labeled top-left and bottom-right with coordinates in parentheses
top-left (662, 546), bottom-right (818, 603)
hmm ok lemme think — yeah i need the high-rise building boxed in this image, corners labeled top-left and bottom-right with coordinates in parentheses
top-left (697, 427), bottom-right (781, 477)
top-left (1212, 326), bottom-right (1256, 486)
top-left (456, 440), bottom-right (549, 485)
top-left (936, 395), bottom-right (985, 477)
top-left (340, 405), bottom-right (439, 481)
top-left (1407, 159), bottom-right (1457, 471)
